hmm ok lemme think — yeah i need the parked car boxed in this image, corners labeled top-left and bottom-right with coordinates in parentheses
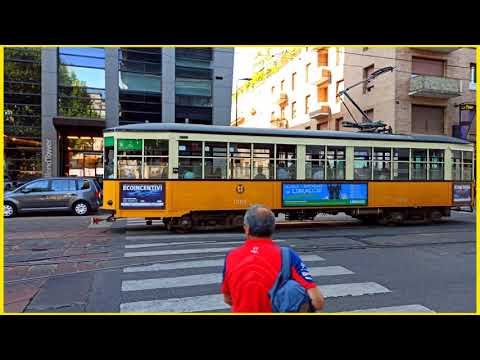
top-left (4, 177), bottom-right (102, 218)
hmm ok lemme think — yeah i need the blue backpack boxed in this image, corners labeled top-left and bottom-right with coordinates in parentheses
top-left (269, 247), bottom-right (311, 312)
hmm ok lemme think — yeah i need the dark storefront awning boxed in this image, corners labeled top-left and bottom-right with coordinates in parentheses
top-left (53, 117), bottom-right (105, 137)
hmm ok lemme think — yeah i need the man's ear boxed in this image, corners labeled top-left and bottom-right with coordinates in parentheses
top-left (244, 225), bottom-right (250, 237)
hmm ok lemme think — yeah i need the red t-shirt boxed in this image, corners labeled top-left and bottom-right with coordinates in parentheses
top-left (221, 238), bottom-right (316, 313)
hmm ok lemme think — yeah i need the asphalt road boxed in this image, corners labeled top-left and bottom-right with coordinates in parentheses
top-left (4, 211), bottom-right (476, 313)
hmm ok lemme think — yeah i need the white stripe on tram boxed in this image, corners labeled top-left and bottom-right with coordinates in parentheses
top-left (121, 266), bottom-right (353, 291)
top-left (123, 254), bottom-right (325, 273)
top-left (120, 282), bottom-right (390, 312)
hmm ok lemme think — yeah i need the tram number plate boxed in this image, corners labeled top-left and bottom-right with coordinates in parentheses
top-left (120, 182), bottom-right (165, 209)
top-left (282, 183), bottom-right (368, 207)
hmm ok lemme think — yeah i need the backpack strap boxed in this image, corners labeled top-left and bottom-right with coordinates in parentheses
top-left (269, 247), bottom-right (292, 299)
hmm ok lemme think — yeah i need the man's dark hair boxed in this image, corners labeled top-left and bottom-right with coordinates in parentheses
top-left (244, 205), bottom-right (276, 237)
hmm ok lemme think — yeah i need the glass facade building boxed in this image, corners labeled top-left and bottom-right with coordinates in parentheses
top-left (3, 47), bottom-right (234, 184)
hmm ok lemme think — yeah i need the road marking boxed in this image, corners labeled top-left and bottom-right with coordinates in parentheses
top-left (126, 233), bottom-right (245, 241)
top-left (344, 304), bottom-right (435, 313)
top-left (124, 247), bottom-right (236, 257)
top-left (120, 282), bottom-right (389, 312)
top-left (121, 266), bottom-right (354, 291)
top-left (124, 239), bottom-right (285, 249)
top-left (123, 254), bottom-right (325, 273)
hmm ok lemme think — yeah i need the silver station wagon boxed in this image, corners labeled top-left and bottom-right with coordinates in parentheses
top-left (4, 177), bottom-right (102, 218)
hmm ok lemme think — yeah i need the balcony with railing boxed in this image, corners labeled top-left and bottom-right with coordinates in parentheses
top-left (277, 92), bottom-right (288, 106)
top-left (309, 103), bottom-right (330, 119)
top-left (409, 75), bottom-right (462, 98)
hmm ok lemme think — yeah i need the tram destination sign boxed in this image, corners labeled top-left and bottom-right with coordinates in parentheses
top-left (282, 183), bottom-right (368, 207)
top-left (120, 182), bottom-right (165, 209)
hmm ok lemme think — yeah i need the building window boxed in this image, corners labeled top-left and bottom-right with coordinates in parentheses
top-left (335, 117), bottom-right (343, 131)
top-left (470, 63), bottom-right (476, 83)
top-left (363, 64), bottom-right (374, 93)
top-left (317, 121), bottom-right (328, 130)
top-left (317, 49), bottom-right (328, 67)
top-left (305, 95), bottom-right (310, 114)
top-left (119, 48), bottom-right (162, 125)
top-left (317, 85), bottom-right (328, 102)
top-left (305, 63), bottom-right (310, 82)
top-left (363, 108), bottom-right (374, 122)
top-left (272, 85), bottom-right (275, 94)
top-left (175, 50), bottom-right (213, 124)
top-left (412, 57), bottom-right (445, 77)
top-left (411, 105), bottom-right (444, 135)
top-left (58, 47), bottom-right (106, 119)
top-left (336, 80), bottom-right (344, 102)
top-left (280, 108), bottom-right (285, 120)
top-left (305, 126), bottom-right (311, 130)
top-left (291, 101), bottom-right (297, 119)
top-left (336, 48), bottom-right (341, 65)
top-left (4, 47), bottom-right (42, 183)
top-left (292, 72), bottom-right (296, 91)
top-left (280, 80), bottom-right (285, 91)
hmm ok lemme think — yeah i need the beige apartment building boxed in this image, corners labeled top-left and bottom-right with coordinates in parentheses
top-left (233, 47), bottom-right (476, 142)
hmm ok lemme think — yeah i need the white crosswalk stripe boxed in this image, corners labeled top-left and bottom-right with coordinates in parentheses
top-left (120, 282), bottom-right (390, 312)
top-left (121, 266), bottom-right (353, 291)
top-left (344, 304), bottom-right (435, 313)
top-left (123, 254), bottom-right (325, 273)
top-left (124, 239), bottom-right (285, 249)
top-left (124, 246), bottom-right (237, 257)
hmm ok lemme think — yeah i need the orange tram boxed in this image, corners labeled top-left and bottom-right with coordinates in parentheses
top-left (101, 123), bottom-right (475, 231)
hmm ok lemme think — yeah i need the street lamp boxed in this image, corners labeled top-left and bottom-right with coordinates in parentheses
top-left (235, 77), bottom-right (252, 127)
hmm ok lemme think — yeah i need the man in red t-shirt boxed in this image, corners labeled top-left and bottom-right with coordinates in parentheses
top-left (221, 205), bottom-right (324, 313)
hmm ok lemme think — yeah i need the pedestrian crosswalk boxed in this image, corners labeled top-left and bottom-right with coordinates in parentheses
top-left (119, 223), bottom-right (436, 313)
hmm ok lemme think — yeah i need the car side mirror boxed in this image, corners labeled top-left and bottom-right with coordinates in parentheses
top-left (21, 188), bottom-right (31, 193)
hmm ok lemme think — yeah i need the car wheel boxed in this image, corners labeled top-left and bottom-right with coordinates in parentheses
top-left (73, 201), bottom-right (90, 216)
top-left (4, 202), bottom-right (17, 218)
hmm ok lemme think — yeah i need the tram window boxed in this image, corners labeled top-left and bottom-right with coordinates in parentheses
top-left (144, 157), bottom-right (168, 179)
top-left (428, 149), bottom-right (444, 180)
top-left (354, 147), bottom-right (372, 180)
top-left (306, 145), bottom-right (326, 180)
top-left (393, 148), bottom-right (409, 180)
top-left (205, 158), bottom-right (227, 179)
top-left (393, 148), bottom-right (409, 161)
top-left (179, 141), bottom-right (202, 157)
top-left (463, 151), bottom-right (473, 181)
top-left (276, 160), bottom-right (296, 180)
top-left (230, 158), bottom-right (251, 179)
top-left (179, 158), bottom-right (202, 179)
top-left (411, 149), bottom-right (427, 162)
top-left (229, 143), bottom-right (251, 158)
top-left (411, 149), bottom-right (427, 180)
top-left (118, 158), bottom-right (142, 179)
top-left (104, 138), bottom-right (114, 179)
top-left (452, 150), bottom-right (462, 180)
top-left (144, 140), bottom-right (168, 156)
top-left (373, 148), bottom-right (391, 180)
top-left (117, 139), bottom-right (142, 156)
top-left (204, 142), bottom-right (227, 157)
top-left (276, 144), bottom-right (296, 160)
top-left (253, 144), bottom-right (274, 158)
top-left (326, 146), bottom-right (345, 180)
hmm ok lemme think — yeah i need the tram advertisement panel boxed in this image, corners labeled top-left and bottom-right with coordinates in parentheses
top-left (282, 183), bottom-right (368, 207)
top-left (120, 182), bottom-right (165, 209)
top-left (453, 183), bottom-right (472, 203)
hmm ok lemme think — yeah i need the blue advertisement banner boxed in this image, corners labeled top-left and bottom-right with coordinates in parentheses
top-left (282, 183), bottom-right (368, 207)
top-left (120, 182), bottom-right (165, 209)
